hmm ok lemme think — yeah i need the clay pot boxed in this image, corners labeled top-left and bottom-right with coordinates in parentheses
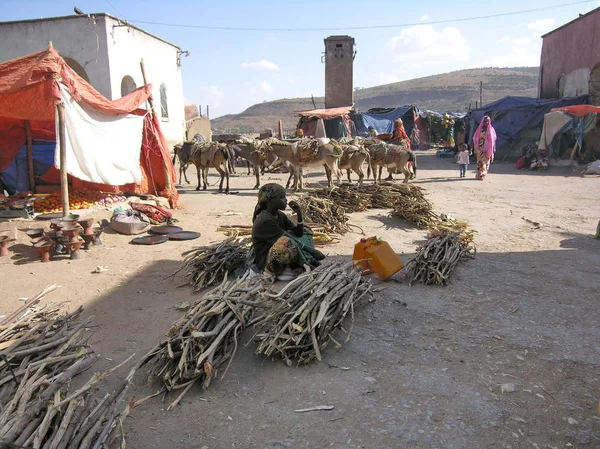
top-left (0, 236), bottom-right (14, 257)
top-left (49, 232), bottom-right (66, 255)
top-left (64, 240), bottom-right (83, 260)
top-left (61, 226), bottom-right (81, 243)
top-left (50, 220), bottom-right (70, 231)
top-left (92, 227), bottom-right (104, 246)
top-left (81, 234), bottom-right (95, 250)
top-left (78, 218), bottom-right (95, 235)
top-left (26, 228), bottom-right (45, 239)
top-left (34, 241), bottom-right (53, 263)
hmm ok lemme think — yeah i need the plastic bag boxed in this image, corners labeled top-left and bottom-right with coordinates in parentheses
top-left (110, 209), bottom-right (151, 235)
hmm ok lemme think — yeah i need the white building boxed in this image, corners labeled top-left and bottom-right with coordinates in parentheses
top-left (0, 13), bottom-right (186, 148)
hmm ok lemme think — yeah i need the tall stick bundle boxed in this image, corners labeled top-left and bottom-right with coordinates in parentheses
top-left (406, 231), bottom-right (475, 286)
top-left (141, 275), bottom-right (267, 410)
top-left (293, 196), bottom-right (350, 234)
top-left (0, 299), bottom-right (136, 449)
top-left (176, 235), bottom-right (251, 291)
top-left (254, 260), bottom-right (374, 366)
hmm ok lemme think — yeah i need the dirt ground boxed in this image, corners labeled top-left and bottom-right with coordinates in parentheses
top-left (1, 151), bottom-right (599, 449)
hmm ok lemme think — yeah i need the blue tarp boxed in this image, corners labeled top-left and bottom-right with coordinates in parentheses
top-left (467, 95), bottom-right (589, 150)
top-left (351, 106), bottom-right (417, 136)
top-left (0, 141), bottom-right (56, 194)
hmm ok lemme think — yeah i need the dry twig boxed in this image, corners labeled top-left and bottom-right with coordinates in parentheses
top-left (254, 260), bottom-right (374, 366)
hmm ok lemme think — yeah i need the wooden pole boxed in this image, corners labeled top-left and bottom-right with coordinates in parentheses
top-left (206, 105), bottom-right (210, 120)
top-left (56, 103), bottom-right (70, 216)
top-left (479, 81), bottom-right (483, 107)
top-left (25, 120), bottom-right (35, 193)
top-left (278, 120), bottom-right (284, 139)
top-left (569, 141), bottom-right (579, 167)
top-left (139, 59), bottom-right (173, 191)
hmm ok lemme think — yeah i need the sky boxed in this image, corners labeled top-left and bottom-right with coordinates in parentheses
top-left (3, 0), bottom-right (600, 118)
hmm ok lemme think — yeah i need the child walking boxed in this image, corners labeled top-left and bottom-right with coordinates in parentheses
top-left (457, 144), bottom-right (470, 178)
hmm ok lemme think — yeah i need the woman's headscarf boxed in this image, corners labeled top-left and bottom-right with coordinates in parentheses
top-left (473, 115), bottom-right (497, 157)
top-left (252, 183), bottom-right (286, 222)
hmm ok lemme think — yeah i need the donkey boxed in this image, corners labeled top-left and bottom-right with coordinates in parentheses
top-left (187, 142), bottom-right (230, 193)
top-left (368, 141), bottom-right (417, 184)
top-left (228, 142), bottom-right (267, 189)
top-left (336, 143), bottom-right (371, 185)
top-left (265, 138), bottom-right (342, 190)
top-left (172, 134), bottom-right (206, 185)
top-left (172, 143), bottom-right (192, 185)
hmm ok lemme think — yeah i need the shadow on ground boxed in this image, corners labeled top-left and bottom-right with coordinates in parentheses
top-left (67, 239), bottom-right (600, 449)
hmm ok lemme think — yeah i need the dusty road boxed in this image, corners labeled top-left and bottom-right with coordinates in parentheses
top-left (1, 152), bottom-right (599, 448)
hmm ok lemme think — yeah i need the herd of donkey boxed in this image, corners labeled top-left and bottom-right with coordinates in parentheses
top-left (171, 135), bottom-right (417, 193)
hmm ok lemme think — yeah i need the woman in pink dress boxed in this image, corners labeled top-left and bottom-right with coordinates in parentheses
top-left (473, 115), bottom-right (497, 180)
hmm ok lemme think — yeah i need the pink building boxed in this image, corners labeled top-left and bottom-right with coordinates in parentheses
top-left (539, 6), bottom-right (600, 104)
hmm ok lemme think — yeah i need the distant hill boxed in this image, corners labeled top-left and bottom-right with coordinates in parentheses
top-left (210, 67), bottom-right (539, 134)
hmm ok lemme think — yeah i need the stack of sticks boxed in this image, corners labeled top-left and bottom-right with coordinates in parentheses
top-left (141, 275), bottom-right (267, 411)
top-left (406, 230), bottom-right (475, 286)
top-left (309, 183), bottom-right (438, 229)
top-left (293, 196), bottom-right (350, 234)
top-left (0, 286), bottom-right (136, 449)
top-left (254, 260), bottom-right (374, 366)
top-left (176, 235), bottom-right (252, 291)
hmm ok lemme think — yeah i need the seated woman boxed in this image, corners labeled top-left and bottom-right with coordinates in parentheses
top-left (251, 183), bottom-right (325, 280)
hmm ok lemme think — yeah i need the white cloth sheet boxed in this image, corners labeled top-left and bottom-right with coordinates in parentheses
top-left (55, 84), bottom-right (145, 185)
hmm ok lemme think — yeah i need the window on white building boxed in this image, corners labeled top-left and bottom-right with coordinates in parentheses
top-left (160, 83), bottom-right (169, 118)
top-left (121, 76), bottom-right (137, 97)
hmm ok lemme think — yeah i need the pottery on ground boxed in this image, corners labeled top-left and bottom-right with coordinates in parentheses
top-left (0, 236), bottom-right (14, 257)
top-left (34, 240), bottom-right (54, 263)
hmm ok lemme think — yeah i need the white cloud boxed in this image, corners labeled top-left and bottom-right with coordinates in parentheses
top-left (241, 59), bottom-right (280, 70)
top-left (527, 18), bottom-right (556, 33)
top-left (420, 14), bottom-right (430, 21)
top-left (198, 86), bottom-right (224, 108)
top-left (387, 25), bottom-right (470, 68)
top-left (265, 33), bottom-right (279, 42)
top-left (488, 37), bottom-right (541, 67)
top-left (259, 80), bottom-right (272, 93)
top-left (288, 79), bottom-right (296, 85)
top-left (250, 81), bottom-right (273, 98)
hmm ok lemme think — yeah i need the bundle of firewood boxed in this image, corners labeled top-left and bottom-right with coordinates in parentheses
top-left (254, 260), bottom-right (374, 366)
top-left (0, 286), bottom-right (136, 449)
top-left (176, 236), bottom-right (252, 291)
top-left (406, 230), bottom-right (475, 286)
top-left (294, 196), bottom-right (350, 234)
top-left (141, 275), bottom-right (267, 410)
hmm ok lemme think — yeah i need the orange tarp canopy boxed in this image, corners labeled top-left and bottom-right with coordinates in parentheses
top-left (297, 105), bottom-right (353, 119)
top-left (550, 105), bottom-right (600, 117)
top-left (0, 46), bottom-right (178, 207)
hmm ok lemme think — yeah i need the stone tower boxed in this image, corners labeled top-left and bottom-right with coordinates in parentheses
top-left (323, 35), bottom-right (355, 109)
